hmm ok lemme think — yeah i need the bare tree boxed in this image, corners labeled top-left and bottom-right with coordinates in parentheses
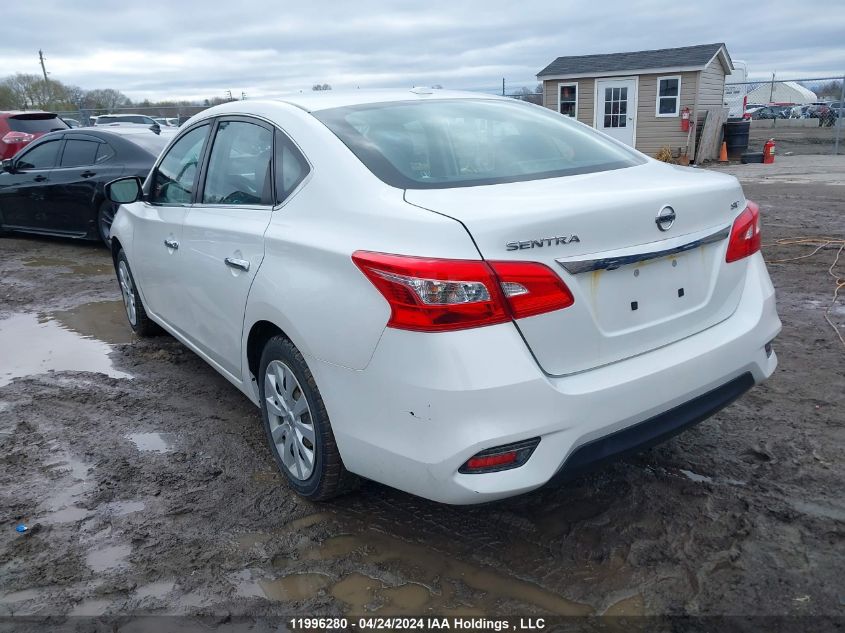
top-left (84, 88), bottom-right (131, 111)
top-left (312, 83), bottom-right (332, 91)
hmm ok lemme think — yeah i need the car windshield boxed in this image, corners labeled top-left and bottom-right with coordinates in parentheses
top-left (9, 114), bottom-right (69, 134)
top-left (314, 98), bottom-right (643, 189)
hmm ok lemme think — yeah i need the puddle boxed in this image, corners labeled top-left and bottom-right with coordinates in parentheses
top-left (44, 506), bottom-right (92, 524)
top-left (679, 469), bottom-right (713, 483)
top-left (127, 432), bottom-right (175, 453)
top-left (38, 454), bottom-right (94, 524)
top-left (0, 313), bottom-right (131, 387)
top-left (259, 574), bottom-right (331, 601)
top-left (135, 580), bottom-right (175, 600)
top-left (23, 257), bottom-right (112, 277)
top-left (277, 528), bottom-right (592, 615)
top-left (102, 500), bottom-right (146, 516)
top-left (86, 544), bottom-right (131, 573)
top-left (70, 598), bottom-right (112, 616)
top-left (48, 301), bottom-right (135, 345)
top-left (603, 593), bottom-right (645, 616)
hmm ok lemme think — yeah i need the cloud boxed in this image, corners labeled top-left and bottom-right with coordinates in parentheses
top-left (5, 0), bottom-right (844, 101)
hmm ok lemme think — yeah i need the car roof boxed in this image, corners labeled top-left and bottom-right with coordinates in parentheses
top-left (0, 110), bottom-right (58, 118)
top-left (265, 88), bottom-right (507, 113)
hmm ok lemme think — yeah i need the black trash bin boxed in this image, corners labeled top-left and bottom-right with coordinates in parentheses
top-left (724, 119), bottom-right (751, 161)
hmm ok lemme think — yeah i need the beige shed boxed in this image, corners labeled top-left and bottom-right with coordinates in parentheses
top-left (537, 43), bottom-right (733, 160)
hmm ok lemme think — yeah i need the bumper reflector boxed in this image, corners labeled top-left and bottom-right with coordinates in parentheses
top-left (459, 438), bottom-right (540, 474)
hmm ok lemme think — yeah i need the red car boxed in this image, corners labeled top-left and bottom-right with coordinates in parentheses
top-left (0, 111), bottom-right (69, 160)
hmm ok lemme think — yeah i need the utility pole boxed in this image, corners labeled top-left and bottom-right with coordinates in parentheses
top-left (38, 49), bottom-right (49, 83)
top-left (39, 49), bottom-right (52, 108)
top-left (834, 75), bottom-right (845, 156)
top-left (502, 78), bottom-right (505, 96)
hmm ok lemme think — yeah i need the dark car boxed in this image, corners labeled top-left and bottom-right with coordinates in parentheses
top-left (0, 111), bottom-right (69, 160)
top-left (0, 127), bottom-right (169, 244)
top-left (751, 106), bottom-right (790, 120)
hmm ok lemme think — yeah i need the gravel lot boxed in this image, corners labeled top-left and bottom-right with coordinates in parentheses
top-left (1, 156), bottom-right (843, 622)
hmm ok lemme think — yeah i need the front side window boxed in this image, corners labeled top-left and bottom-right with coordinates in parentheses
top-left (151, 124), bottom-right (209, 204)
top-left (315, 98), bottom-right (642, 189)
top-left (559, 83), bottom-right (578, 118)
top-left (657, 76), bottom-right (681, 116)
top-left (202, 120), bottom-right (273, 205)
top-left (16, 140), bottom-right (61, 170)
top-left (61, 139), bottom-right (99, 167)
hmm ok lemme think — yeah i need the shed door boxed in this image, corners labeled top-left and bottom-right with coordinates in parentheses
top-left (596, 78), bottom-right (636, 147)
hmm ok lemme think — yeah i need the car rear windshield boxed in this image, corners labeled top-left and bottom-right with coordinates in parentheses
top-left (8, 114), bottom-right (69, 134)
top-left (314, 98), bottom-right (644, 189)
top-left (122, 133), bottom-right (169, 156)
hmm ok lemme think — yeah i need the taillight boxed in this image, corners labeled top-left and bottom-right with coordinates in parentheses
top-left (489, 261), bottom-right (574, 318)
top-left (725, 201), bottom-right (761, 263)
top-left (2, 131), bottom-right (35, 145)
top-left (352, 251), bottom-right (573, 332)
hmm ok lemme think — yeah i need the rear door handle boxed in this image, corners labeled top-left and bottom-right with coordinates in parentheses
top-left (224, 257), bottom-right (250, 272)
top-left (164, 239), bottom-right (179, 250)
top-left (81, 171), bottom-right (96, 178)
top-left (33, 175), bottom-right (47, 182)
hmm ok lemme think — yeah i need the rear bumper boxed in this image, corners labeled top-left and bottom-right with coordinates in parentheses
top-left (551, 372), bottom-right (755, 481)
top-left (311, 253), bottom-right (780, 504)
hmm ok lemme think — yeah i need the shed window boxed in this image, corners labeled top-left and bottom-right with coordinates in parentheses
top-left (656, 76), bottom-right (681, 117)
top-left (558, 83), bottom-right (578, 118)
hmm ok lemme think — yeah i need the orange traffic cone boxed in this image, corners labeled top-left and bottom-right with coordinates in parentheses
top-left (719, 141), bottom-right (728, 163)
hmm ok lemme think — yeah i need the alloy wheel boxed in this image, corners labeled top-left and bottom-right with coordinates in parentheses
top-left (118, 260), bottom-right (137, 325)
top-left (264, 360), bottom-right (316, 481)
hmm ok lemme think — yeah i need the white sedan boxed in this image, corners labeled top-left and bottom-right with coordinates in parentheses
top-left (106, 89), bottom-right (780, 504)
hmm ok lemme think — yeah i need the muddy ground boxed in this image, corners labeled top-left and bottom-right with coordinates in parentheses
top-left (0, 160), bottom-right (843, 623)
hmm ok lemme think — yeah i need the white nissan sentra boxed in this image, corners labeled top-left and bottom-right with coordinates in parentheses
top-left (106, 89), bottom-right (780, 504)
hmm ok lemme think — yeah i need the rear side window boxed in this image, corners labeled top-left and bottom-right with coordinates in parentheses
top-left (61, 139), bottom-right (99, 167)
top-left (275, 129), bottom-right (308, 203)
top-left (16, 139), bottom-right (61, 169)
top-left (150, 124), bottom-right (209, 204)
top-left (96, 143), bottom-right (116, 163)
top-left (9, 115), bottom-right (68, 134)
top-left (315, 99), bottom-right (643, 189)
top-left (202, 120), bottom-right (273, 205)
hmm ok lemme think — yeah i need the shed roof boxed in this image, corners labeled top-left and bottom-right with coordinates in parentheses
top-left (538, 43), bottom-right (731, 78)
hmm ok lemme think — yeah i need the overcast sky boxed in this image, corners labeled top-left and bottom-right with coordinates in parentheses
top-left (4, 1), bottom-right (844, 102)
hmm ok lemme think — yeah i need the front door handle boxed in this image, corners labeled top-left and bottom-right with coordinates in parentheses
top-left (33, 175), bottom-right (47, 182)
top-left (81, 171), bottom-right (96, 178)
top-left (164, 238), bottom-right (179, 250)
top-left (224, 257), bottom-right (250, 272)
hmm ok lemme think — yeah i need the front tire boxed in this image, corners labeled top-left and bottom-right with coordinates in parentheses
top-left (116, 249), bottom-right (160, 336)
top-left (258, 335), bottom-right (358, 500)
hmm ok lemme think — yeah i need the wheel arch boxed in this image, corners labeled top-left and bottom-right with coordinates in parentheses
top-left (246, 320), bottom-right (290, 387)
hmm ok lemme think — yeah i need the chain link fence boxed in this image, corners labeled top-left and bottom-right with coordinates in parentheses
top-left (722, 76), bottom-right (845, 155)
top-left (52, 104), bottom-right (213, 129)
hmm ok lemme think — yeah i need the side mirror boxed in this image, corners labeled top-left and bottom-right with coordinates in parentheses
top-left (150, 123), bottom-right (161, 135)
top-left (106, 177), bottom-right (143, 204)
top-left (1, 159), bottom-right (13, 173)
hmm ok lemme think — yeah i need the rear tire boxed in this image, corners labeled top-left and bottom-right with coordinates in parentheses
top-left (258, 335), bottom-right (359, 500)
top-left (116, 249), bottom-right (160, 336)
top-left (97, 200), bottom-right (117, 246)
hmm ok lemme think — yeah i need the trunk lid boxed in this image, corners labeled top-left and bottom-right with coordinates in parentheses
top-left (405, 161), bottom-right (749, 375)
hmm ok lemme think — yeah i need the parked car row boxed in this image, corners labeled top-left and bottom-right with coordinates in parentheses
top-left (749, 102), bottom-right (840, 125)
top-left (0, 125), bottom-right (170, 244)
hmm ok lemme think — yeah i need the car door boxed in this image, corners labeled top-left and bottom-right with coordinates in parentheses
top-left (131, 123), bottom-right (211, 333)
top-left (41, 135), bottom-right (108, 235)
top-left (0, 137), bottom-right (62, 231)
top-left (179, 118), bottom-right (305, 379)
